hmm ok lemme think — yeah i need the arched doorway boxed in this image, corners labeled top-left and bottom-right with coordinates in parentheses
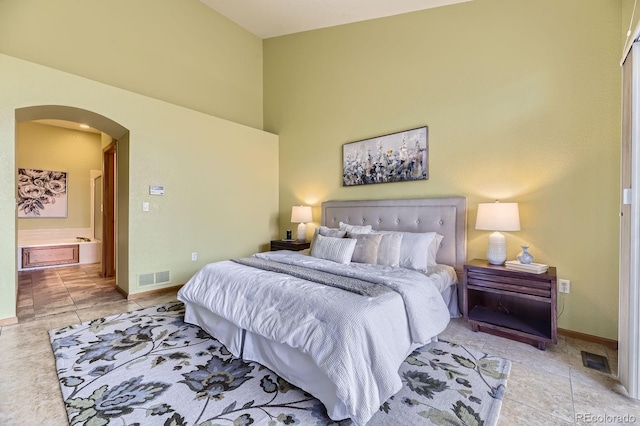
top-left (15, 105), bottom-right (130, 309)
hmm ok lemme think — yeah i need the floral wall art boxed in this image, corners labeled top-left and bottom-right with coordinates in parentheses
top-left (18, 168), bottom-right (68, 218)
top-left (342, 126), bottom-right (428, 186)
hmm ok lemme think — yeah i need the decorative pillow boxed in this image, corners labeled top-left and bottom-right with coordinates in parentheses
top-left (317, 226), bottom-right (347, 238)
top-left (310, 226), bottom-right (347, 254)
top-left (310, 234), bottom-right (357, 264)
top-left (375, 232), bottom-right (403, 267)
top-left (338, 221), bottom-right (372, 235)
top-left (350, 233), bottom-right (383, 264)
top-left (378, 231), bottom-right (438, 271)
top-left (428, 234), bottom-right (444, 267)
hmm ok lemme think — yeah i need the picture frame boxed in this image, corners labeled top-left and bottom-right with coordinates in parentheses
top-left (17, 168), bottom-right (68, 218)
top-left (342, 126), bottom-right (428, 186)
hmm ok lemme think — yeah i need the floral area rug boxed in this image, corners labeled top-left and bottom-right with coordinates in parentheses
top-left (49, 302), bottom-right (510, 426)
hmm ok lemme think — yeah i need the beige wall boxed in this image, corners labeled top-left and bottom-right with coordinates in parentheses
top-left (17, 122), bottom-right (102, 230)
top-left (0, 0), bottom-right (625, 339)
top-left (0, 0), bottom-right (264, 129)
top-left (623, 0), bottom-right (640, 55)
top-left (264, 0), bottom-right (622, 339)
top-left (0, 54), bottom-right (279, 321)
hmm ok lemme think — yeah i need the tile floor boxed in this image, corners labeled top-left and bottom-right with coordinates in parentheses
top-left (1, 266), bottom-right (639, 425)
top-left (16, 263), bottom-right (125, 322)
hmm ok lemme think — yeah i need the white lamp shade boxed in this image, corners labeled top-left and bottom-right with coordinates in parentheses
top-left (475, 202), bottom-right (520, 231)
top-left (291, 205), bottom-right (313, 224)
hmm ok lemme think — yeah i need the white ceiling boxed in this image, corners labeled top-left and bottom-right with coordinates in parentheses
top-left (200, 0), bottom-right (472, 39)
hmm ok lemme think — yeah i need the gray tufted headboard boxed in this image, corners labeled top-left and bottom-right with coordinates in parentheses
top-left (321, 197), bottom-right (467, 271)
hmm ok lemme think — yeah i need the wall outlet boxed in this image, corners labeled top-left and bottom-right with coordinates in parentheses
top-left (191, 252), bottom-right (197, 261)
top-left (559, 279), bottom-right (570, 294)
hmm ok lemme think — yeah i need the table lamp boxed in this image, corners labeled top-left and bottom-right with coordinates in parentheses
top-left (291, 205), bottom-right (312, 242)
top-left (475, 201), bottom-right (520, 265)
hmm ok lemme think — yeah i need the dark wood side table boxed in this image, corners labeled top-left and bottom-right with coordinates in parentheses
top-left (270, 240), bottom-right (310, 251)
top-left (463, 258), bottom-right (557, 350)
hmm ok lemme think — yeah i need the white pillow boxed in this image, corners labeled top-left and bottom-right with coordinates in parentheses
top-left (339, 221), bottom-right (372, 235)
top-left (310, 226), bottom-right (347, 254)
top-left (317, 226), bottom-right (347, 238)
top-left (428, 234), bottom-right (444, 267)
top-left (310, 234), bottom-right (357, 264)
top-left (375, 232), bottom-right (403, 267)
top-left (350, 233), bottom-right (383, 264)
top-left (378, 231), bottom-right (438, 270)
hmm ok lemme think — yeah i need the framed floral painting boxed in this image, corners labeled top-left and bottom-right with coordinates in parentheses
top-left (342, 126), bottom-right (428, 186)
top-left (17, 168), bottom-right (68, 218)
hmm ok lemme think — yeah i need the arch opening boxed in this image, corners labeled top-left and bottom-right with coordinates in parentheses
top-left (14, 105), bottom-right (130, 314)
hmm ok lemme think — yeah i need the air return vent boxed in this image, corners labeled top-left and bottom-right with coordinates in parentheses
top-left (155, 271), bottom-right (171, 284)
top-left (138, 273), bottom-right (155, 286)
top-left (138, 271), bottom-right (171, 286)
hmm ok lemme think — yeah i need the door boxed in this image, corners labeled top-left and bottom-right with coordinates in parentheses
top-left (102, 142), bottom-right (116, 278)
top-left (620, 42), bottom-right (640, 399)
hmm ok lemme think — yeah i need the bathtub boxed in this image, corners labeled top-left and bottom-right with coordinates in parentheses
top-left (18, 235), bottom-right (102, 271)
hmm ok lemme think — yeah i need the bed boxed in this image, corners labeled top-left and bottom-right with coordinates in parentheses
top-left (178, 197), bottom-right (467, 425)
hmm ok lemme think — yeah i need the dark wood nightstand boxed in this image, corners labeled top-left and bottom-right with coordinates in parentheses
top-left (270, 240), bottom-right (311, 251)
top-left (463, 259), bottom-right (557, 350)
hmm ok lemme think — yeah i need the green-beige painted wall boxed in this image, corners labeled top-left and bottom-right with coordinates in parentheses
top-left (0, 0), bottom-right (264, 129)
top-left (0, 0), bottom-right (274, 322)
top-left (0, 0), bottom-right (630, 340)
top-left (0, 54), bottom-right (279, 321)
top-left (17, 122), bottom-right (102, 230)
top-left (264, 0), bottom-right (623, 339)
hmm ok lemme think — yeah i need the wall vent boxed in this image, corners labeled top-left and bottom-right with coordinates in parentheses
top-left (155, 271), bottom-right (171, 284)
top-left (581, 351), bottom-right (611, 374)
top-left (139, 273), bottom-right (155, 286)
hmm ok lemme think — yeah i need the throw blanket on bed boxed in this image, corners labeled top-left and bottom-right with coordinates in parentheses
top-left (178, 251), bottom-right (450, 426)
top-left (231, 256), bottom-right (394, 297)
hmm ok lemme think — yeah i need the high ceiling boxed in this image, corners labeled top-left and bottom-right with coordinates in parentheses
top-left (200, 0), bottom-right (472, 39)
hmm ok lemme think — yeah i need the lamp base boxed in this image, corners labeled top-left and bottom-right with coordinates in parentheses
top-left (297, 223), bottom-right (306, 242)
top-left (487, 231), bottom-right (507, 265)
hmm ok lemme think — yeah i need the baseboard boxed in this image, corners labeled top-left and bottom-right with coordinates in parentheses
top-left (0, 316), bottom-right (18, 327)
top-left (116, 284), bottom-right (184, 300)
top-left (558, 328), bottom-right (618, 350)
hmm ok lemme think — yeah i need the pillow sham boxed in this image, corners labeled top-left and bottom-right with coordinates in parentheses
top-left (310, 234), bottom-right (357, 264)
top-left (375, 232), bottom-right (403, 267)
top-left (338, 221), bottom-right (372, 235)
top-left (378, 230), bottom-right (439, 271)
top-left (310, 226), bottom-right (347, 253)
top-left (317, 226), bottom-right (347, 238)
top-left (350, 233), bottom-right (383, 264)
top-left (428, 234), bottom-right (445, 267)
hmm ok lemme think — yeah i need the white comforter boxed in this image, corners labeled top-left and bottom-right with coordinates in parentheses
top-left (178, 251), bottom-right (450, 425)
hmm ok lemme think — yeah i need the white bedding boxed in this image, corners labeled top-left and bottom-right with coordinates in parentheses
top-left (424, 264), bottom-right (461, 317)
top-left (178, 250), bottom-right (451, 426)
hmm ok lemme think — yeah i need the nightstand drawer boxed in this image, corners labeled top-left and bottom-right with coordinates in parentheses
top-left (270, 240), bottom-right (310, 251)
top-left (467, 270), bottom-right (552, 298)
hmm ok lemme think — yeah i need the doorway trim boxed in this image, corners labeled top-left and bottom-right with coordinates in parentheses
top-left (102, 142), bottom-right (116, 278)
top-left (90, 170), bottom-right (102, 240)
